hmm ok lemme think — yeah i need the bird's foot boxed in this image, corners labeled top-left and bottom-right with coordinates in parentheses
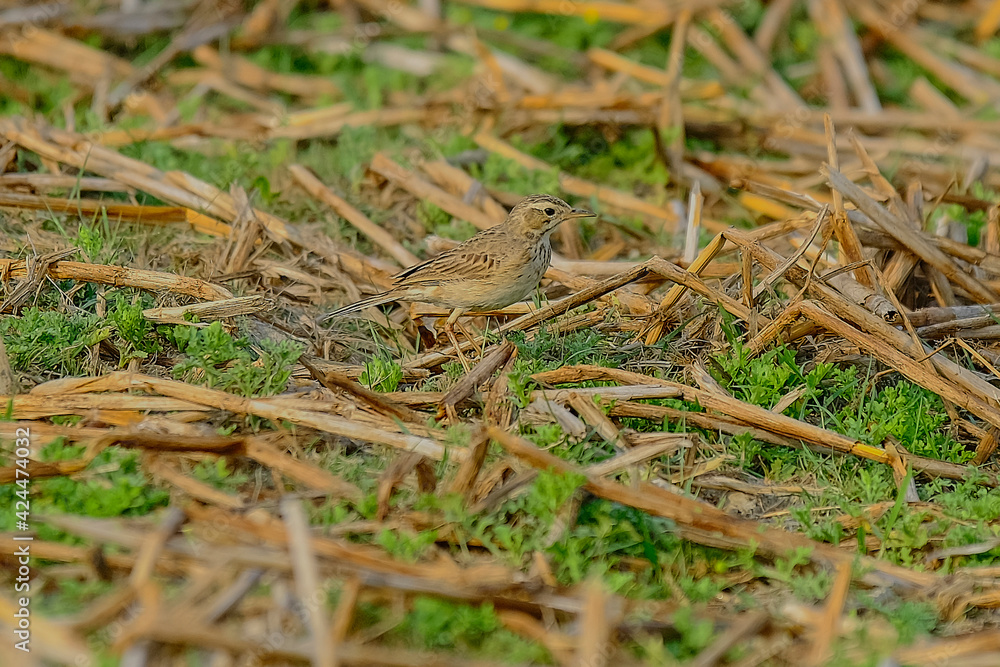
top-left (445, 326), bottom-right (473, 373)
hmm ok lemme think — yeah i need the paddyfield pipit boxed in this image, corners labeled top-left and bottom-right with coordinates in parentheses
top-left (326, 194), bottom-right (595, 369)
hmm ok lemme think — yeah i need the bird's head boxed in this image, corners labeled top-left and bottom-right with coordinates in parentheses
top-left (507, 194), bottom-right (594, 238)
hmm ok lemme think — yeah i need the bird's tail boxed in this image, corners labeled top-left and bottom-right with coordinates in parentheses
top-left (321, 292), bottom-right (398, 323)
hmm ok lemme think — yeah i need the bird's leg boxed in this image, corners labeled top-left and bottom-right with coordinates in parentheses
top-left (454, 318), bottom-right (478, 353)
top-left (444, 308), bottom-right (471, 372)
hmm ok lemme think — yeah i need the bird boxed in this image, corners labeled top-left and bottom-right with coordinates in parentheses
top-left (325, 194), bottom-right (595, 370)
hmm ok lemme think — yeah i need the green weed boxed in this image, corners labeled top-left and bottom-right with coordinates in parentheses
top-left (1, 307), bottom-right (108, 377)
top-left (550, 500), bottom-right (682, 592)
top-left (390, 597), bottom-right (550, 662)
top-left (713, 341), bottom-right (971, 467)
top-left (361, 356), bottom-right (403, 393)
top-left (167, 321), bottom-right (302, 397)
top-left (0, 440), bottom-right (169, 535)
top-left (523, 127), bottom-right (670, 193)
top-left (756, 547), bottom-right (833, 602)
top-left (862, 595), bottom-right (937, 644)
top-left (447, 469), bottom-right (585, 565)
top-left (191, 457), bottom-right (252, 492)
top-left (107, 292), bottom-right (160, 365)
top-left (375, 528), bottom-right (439, 562)
top-left (668, 606), bottom-right (716, 660)
top-left (470, 151), bottom-right (561, 198)
top-left (36, 579), bottom-right (115, 617)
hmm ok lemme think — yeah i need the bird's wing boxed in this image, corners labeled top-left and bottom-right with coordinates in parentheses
top-left (393, 228), bottom-right (508, 286)
top-left (393, 248), bottom-right (499, 286)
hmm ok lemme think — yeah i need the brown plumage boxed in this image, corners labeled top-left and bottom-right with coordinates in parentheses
top-left (326, 194), bottom-right (594, 368)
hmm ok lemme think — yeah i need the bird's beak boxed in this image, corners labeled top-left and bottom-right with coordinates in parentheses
top-left (568, 208), bottom-right (595, 219)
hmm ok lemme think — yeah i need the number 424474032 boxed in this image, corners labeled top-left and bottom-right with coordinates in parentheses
top-left (13, 427), bottom-right (30, 525)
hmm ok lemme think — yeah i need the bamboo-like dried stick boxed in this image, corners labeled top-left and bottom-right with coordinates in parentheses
top-left (301, 356), bottom-right (424, 425)
top-left (0, 117), bottom-right (301, 245)
top-left (289, 164), bottom-right (420, 267)
top-left (566, 391), bottom-right (628, 452)
top-left (708, 9), bottom-right (804, 110)
top-left (0, 259), bottom-right (232, 301)
top-left (808, 561), bottom-right (853, 665)
top-left (643, 233), bottom-right (728, 343)
top-left (146, 456), bottom-right (244, 509)
top-left (488, 426), bottom-right (936, 585)
top-left (754, 207), bottom-right (827, 300)
top-left (449, 0), bottom-right (694, 24)
top-left (498, 259), bottom-right (658, 334)
top-left (825, 0), bottom-right (881, 111)
top-left (659, 9), bottom-right (690, 185)
top-left (0, 174), bottom-right (129, 192)
top-left (0, 191), bottom-right (229, 236)
top-left (907, 303), bottom-right (1000, 328)
top-left (0, 27), bottom-right (133, 81)
top-left (142, 295), bottom-right (272, 325)
top-left (575, 580), bottom-right (619, 667)
top-left (282, 498), bottom-right (336, 667)
top-left (754, 0), bottom-right (796, 52)
top-left (824, 166), bottom-right (1000, 303)
top-left (474, 132), bottom-right (677, 227)
top-left (17, 372), bottom-right (457, 459)
top-left (533, 363), bottom-right (888, 462)
top-left (0, 395), bottom-right (211, 419)
top-left (893, 629), bottom-right (1000, 665)
top-left (420, 160), bottom-right (508, 224)
top-left (192, 45), bottom-right (340, 100)
top-left (854, 2), bottom-right (1000, 104)
top-left (530, 384), bottom-right (683, 404)
top-left (440, 341), bottom-right (515, 419)
top-left (682, 181), bottom-right (702, 265)
top-left (368, 153), bottom-right (498, 231)
top-left (825, 117), bottom-right (876, 288)
top-left (687, 24), bottom-right (746, 85)
top-left (244, 438), bottom-right (357, 500)
top-left (976, 0), bottom-right (1000, 42)
top-left (587, 48), bottom-right (723, 97)
top-left (532, 365), bottom-right (993, 483)
top-left (690, 611), bottom-right (769, 667)
top-left (269, 108), bottom-right (426, 140)
top-left (727, 228), bottom-right (1000, 419)
top-left (587, 435), bottom-right (692, 476)
top-left (545, 267), bottom-right (654, 314)
top-left (0, 430), bottom-right (248, 484)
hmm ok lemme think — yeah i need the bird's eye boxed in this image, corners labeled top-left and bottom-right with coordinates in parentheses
top-left (544, 207), bottom-right (556, 216)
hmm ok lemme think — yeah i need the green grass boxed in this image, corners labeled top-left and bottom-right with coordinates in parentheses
top-left (167, 321), bottom-right (302, 397)
top-left (2, 308), bottom-right (106, 377)
top-left (711, 341), bottom-right (972, 464)
top-left (0, 441), bottom-right (170, 534)
top-left (361, 355), bottom-right (404, 392)
top-left (389, 597), bottom-right (550, 661)
top-left (3, 305), bottom-right (301, 398)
